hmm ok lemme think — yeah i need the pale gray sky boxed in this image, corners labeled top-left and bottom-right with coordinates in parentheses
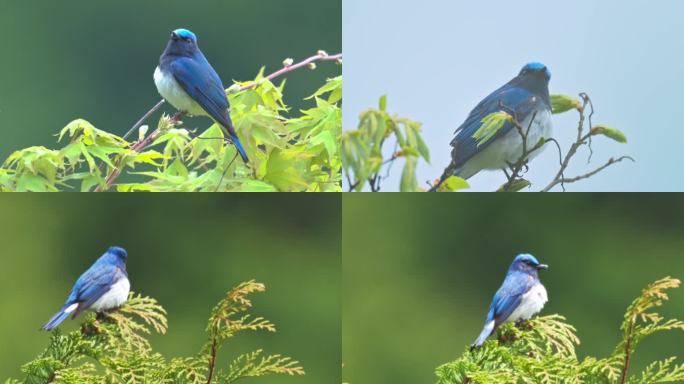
top-left (343, 0), bottom-right (684, 191)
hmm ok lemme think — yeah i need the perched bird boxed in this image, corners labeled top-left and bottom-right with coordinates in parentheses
top-left (154, 28), bottom-right (249, 163)
top-left (42, 246), bottom-right (130, 331)
top-left (434, 63), bottom-right (552, 188)
top-left (471, 253), bottom-right (548, 349)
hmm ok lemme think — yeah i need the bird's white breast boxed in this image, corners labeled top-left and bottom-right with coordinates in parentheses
top-left (459, 108), bottom-right (553, 178)
top-left (506, 283), bottom-right (548, 323)
top-left (154, 66), bottom-right (206, 116)
top-left (91, 277), bottom-right (130, 312)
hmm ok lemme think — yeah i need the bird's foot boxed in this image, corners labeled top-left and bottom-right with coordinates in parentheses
top-left (81, 320), bottom-right (102, 336)
top-left (497, 327), bottom-right (519, 344)
top-left (516, 319), bottom-right (533, 331)
top-left (169, 111), bottom-right (186, 124)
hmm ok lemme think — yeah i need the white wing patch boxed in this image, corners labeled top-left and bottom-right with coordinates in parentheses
top-left (65, 303), bottom-right (79, 314)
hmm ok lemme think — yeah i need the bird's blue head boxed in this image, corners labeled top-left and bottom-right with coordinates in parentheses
top-left (162, 28), bottom-right (199, 57)
top-left (171, 29), bottom-right (197, 44)
top-left (518, 62), bottom-right (551, 81)
top-left (509, 253), bottom-right (548, 274)
top-left (107, 246), bottom-right (128, 261)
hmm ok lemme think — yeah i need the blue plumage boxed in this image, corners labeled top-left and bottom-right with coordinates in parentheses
top-left (42, 246), bottom-right (130, 331)
top-left (471, 253), bottom-right (548, 349)
top-left (438, 63), bottom-right (553, 183)
top-left (154, 28), bottom-right (249, 163)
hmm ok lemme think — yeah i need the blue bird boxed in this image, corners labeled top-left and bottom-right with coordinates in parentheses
top-left (42, 246), bottom-right (130, 331)
top-left (434, 63), bottom-right (552, 188)
top-left (154, 28), bottom-right (249, 163)
top-left (471, 253), bottom-right (548, 349)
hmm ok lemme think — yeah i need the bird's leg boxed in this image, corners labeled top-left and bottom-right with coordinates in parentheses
top-left (516, 319), bottom-right (533, 331)
top-left (169, 111), bottom-right (186, 125)
top-left (497, 326), bottom-right (519, 344)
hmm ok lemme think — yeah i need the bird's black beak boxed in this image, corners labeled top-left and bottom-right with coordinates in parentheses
top-left (171, 32), bottom-right (179, 41)
top-left (537, 264), bottom-right (548, 270)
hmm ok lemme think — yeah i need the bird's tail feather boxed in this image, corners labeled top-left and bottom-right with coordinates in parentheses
top-left (231, 135), bottom-right (249, 163)
top-left (429, 161), bottom-right (461, 192)
top-left (470, 320), bottom-right (495, 350)
top-left (219, 122), bottom-right (249, 164)
top-left (42, 306), bottom-right (72, 331)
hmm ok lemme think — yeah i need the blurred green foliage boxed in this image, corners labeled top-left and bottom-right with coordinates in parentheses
top-left (0, 0), bottom-right (341, 160)
top-left (342, 194), bottom-right (684, 383)
top-left (0, 194), bottom-right (340, 384)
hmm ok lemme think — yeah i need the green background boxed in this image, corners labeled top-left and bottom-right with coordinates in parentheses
top-left (343, 194), bottom-right (684, 383)
top-left (0, 0), bottom-right (341, 159)
top-left (0, 194), bottom-right (340, 383)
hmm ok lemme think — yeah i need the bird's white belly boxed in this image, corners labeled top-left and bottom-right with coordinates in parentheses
top-left (91, 278), bottom-right (130, 312)
top-left (461, 109), bottom-right (553, 177)
top-left (506, 283), bottom-right (548, 323)
top-left (154, 66), bottom-right (206, 116)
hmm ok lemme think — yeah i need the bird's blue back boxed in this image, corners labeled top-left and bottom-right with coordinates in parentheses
top-left (450, 84), bottom-right (541, 169)
top-left (487, 269), bottom-right (537, 326)
top-left (65, 250), bottom-right (127, 306)
top-left (162, 51), bottom-right (233, 130)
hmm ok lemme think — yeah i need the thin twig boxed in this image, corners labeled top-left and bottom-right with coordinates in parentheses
top-left (541, 156), bottom-right (634, 192)
top-left (95, 52), bottom-right (341, 192)
top-left (122, 100), bottom-right (166, 140)
top-left (619, 318), bottom-right (636, 384)
top-left (500, 110), bottom-right (540, 192)
top-left (206, 338), bottom-right (218, 384)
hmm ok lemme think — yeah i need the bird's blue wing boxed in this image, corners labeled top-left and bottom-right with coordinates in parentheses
top-left (69, 264), bottom-right (122, 317)
top-left (490, 271), bottom-right (535, 326)
top-left (169, 55), bottom-right (235, 133)
top-left (450, 85), bottom-right (540, 169)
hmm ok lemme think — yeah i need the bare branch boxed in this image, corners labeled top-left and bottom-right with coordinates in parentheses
top-left (542, 156), bottom-right (634, 192)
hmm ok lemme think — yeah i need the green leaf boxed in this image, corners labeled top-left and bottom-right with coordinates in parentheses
top-left (379, 95), bottom-right (387, 111)
top-left (400, 156), bottom-right (418, 192)
top-left (473, 112), bottom-right (512, 146)
top-left (498, 179), bottom-right (531, 192)
top-left (591, 125), bottom-right (627, 143)
top-left (237, 179), bottom-right (278, 192)
top-left (550, 94), bottom-right (582, 114)
top-left (263, 149), bottom-right (309, 191)
top-left (438, 176), bottom-right (469, 192)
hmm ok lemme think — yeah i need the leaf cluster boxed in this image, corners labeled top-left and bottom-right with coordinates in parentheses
top-left (0, 72), bottom-right (341, 192)
top-left (341, 96), bottom-right (440, 192)
top-left (435, 277), bottom-right (684, 384)
top-left (6, 280), bottom-right (304, 384)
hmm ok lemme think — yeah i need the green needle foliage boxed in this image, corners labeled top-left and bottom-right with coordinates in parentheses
top-left (435, 277), bottom-right (684, 384)
top-left (0, 70), bottom-right (341, 192)
top-left (6, 280), bottom-right (305, 384)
